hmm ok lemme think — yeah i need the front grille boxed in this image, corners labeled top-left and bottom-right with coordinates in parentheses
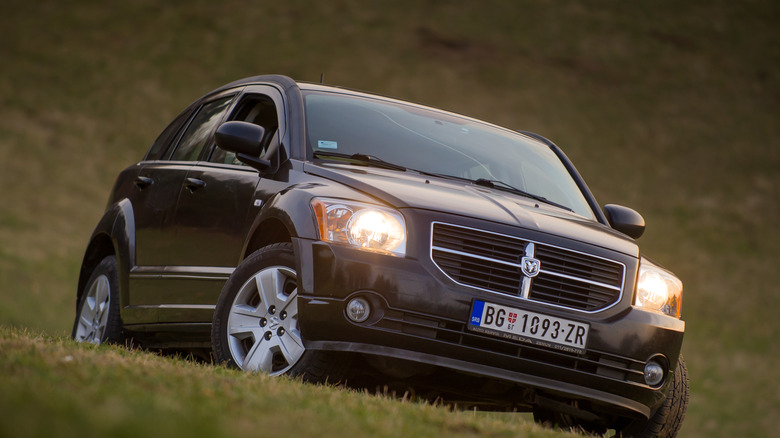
top-left (431, 222), bottom-right (625, 312)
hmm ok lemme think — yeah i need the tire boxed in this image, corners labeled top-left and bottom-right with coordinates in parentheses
top-left (211, 243), bottom-right (350, 382)
top-left (618, 355), bottom-right (690, 438)
top-left (532, 355), bottom-right (689, 437)
top-left (72, 255), bottom-right (124, 344)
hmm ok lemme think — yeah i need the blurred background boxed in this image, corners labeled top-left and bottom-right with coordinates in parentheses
top-left (1, 1), bottom-right (777, 436)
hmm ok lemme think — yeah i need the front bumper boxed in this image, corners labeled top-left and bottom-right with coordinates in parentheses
top-left (294, 235), bottom-right (684, 419)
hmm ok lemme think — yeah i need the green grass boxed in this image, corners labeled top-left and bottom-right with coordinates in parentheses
top-left (0, 326), bottom-right (574, 438)
top-left (1, 0), bottom-right (778, 437)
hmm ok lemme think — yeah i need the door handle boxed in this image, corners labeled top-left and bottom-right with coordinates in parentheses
top-left (184, 177), bottom-right (207, 192)
top-left (134, 176), bottom-right (153, 189)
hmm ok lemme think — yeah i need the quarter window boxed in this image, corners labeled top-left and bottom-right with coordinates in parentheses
top-left (145, 109), bottom-right (192, 161)
top-left (170, 95), bottom-right (234, 162)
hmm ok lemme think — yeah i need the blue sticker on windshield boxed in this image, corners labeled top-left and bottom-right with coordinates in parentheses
top-left (318, 140), bottom-right (338, 149)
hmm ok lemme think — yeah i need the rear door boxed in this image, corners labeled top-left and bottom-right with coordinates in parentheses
top-left (131, 107), bottom-right (195, 268)
top-left (126, 90), bottom-right (238, 324)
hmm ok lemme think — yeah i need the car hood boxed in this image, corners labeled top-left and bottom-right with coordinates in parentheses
top-left (305, 163), bottom-right (639, 257)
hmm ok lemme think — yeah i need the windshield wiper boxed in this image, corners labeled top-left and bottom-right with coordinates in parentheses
top-left (312, 151), bottom-right (407, 172)
top-left (474, 178), bottom-right (573, 212)
top-left (312, 152), bottom-right (572, 212)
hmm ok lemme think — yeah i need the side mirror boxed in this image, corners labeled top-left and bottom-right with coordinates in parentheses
top-left (603, 204), bottom-right (646, 239)
top-left (215, 121), bottom-right (279, 173)
top-left (215, 121), bottom-right (266, 156)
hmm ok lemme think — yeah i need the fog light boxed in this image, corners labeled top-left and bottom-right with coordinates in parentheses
top-left (346, 297), bottom-right (371, 323)
top-left (644, 361), bottom-right (665, 386)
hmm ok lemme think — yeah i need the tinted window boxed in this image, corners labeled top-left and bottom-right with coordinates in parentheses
top-left (304, 92), bottom-right (595, 219)
top-left (170, 96), bottom-right (234, 162)
top-left (145, 109), bottom-right (192, 161)
top-left (210, 94), bottom-right (279, 165)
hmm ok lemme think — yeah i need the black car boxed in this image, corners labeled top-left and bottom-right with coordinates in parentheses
top-left (72, 75), bottom-right (688, 436)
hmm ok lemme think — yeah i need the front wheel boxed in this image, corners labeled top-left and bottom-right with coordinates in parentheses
top-left (72, 255), bottom-right (123, 344)
top-left (211, 243), bottom-right (350, 381)
top-left (533, 355), bottom-right (689, 438)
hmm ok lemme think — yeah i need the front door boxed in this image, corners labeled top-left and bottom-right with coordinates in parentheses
top-left (138, 86), bottom-right (289, 324)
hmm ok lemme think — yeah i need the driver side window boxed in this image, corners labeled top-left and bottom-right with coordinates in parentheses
top-left (210, 94), bottom-right (279, 165)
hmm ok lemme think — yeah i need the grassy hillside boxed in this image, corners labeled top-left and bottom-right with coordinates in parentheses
top-left (1, 0), bottom-right (778, 437)
top-left (0, 327), bottom-right (573, 438)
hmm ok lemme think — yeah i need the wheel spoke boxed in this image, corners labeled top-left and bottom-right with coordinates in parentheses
top-left (79, 313), bottom-right (92, 328)
top-left (229, 325), bottom-right (265, 345)
top-left (256, 268), bottom-right (284, 311)
top-left (241, 339), bottom-right (263, 371)
top-left (280, 287), bottom-right (298, 316)
top-left (232, 303), bottom-right (266, 318)
top-left (76, 312), bottom-right (96, 341)
top-left (242, 337), bottom-right (278, 373)
top-left (79, 301), bottom-right (95, 323)
top-left (94, 277), bottom-right (110, 309)
top-left (96, 306), bottom-right (109, 328)
top-left (92, 325), bottom-right (104, 342)
top-left (86, 293), bottom-right (97, 313)
top-left (278, 329), bottom-right (305, 365)
top-left (228, 312), bottom-right (262, 335)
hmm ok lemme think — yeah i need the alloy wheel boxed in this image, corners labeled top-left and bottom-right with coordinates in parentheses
top-left (226, 265), bottom-right (304, 375)
top-left (74, 274), bottom-right (111, 343)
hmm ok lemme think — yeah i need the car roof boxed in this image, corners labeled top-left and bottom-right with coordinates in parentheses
top-left (202, 74), bottom-right (559, 148)
top-left (205, 74), bottom-right (297, 94)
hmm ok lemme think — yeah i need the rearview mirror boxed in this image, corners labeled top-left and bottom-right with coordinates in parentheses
top-left (603, 204), bottom-right (646, 239)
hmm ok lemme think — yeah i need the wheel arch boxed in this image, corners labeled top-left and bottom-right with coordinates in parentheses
top-left (242, 216), bottom-right (293, 258)
top-left (76, 233), bottom-right (115, 311)
top-left (240, 189), bottom-right (321, 260)
top-left (76, 199), bottom-right (136, 312)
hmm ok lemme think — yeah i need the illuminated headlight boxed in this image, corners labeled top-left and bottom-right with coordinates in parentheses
top-left (311, 198), bottom-right (407, 256)
top-left (635, 257), bottom-right (683, 318)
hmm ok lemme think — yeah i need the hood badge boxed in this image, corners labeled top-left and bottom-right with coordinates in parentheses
top-left (521, 256), bottom-right (541, 278)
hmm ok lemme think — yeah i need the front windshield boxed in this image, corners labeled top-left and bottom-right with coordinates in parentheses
top-left (303, 90), bottom-right (595, 219)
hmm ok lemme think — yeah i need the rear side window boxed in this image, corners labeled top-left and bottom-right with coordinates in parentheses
top-left (170, 95), bottom-right (234, 161)
top-left (145, 109), bottom-right (192, 161)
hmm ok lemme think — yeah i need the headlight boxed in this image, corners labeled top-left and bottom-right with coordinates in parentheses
top-left (634, 257), bottom-right (683, 318)
top-left (311, 198), bottom-right (407, 256)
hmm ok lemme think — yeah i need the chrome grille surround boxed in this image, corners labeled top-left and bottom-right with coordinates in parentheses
top-left (430, 222), bottom-right (626, 313)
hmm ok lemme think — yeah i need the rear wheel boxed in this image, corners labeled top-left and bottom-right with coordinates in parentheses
top-left (72, 255), bottom-right (123, 344)
top-left (211, 243), bottom-right (350, 381)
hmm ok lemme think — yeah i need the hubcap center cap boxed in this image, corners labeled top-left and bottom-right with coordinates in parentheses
top-left (268, 316), bottom-right (281, 330)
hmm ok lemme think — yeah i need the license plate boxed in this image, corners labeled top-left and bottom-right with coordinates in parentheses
top-left (468, 300), bottom-right (589, 354)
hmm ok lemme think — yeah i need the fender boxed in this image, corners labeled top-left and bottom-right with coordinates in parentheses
top-left (77, 199), bottom-right (136, 312)
top-left (240, 174), bottom-right (380, 260)
top-left (240, 187), bottom-right (317, 260)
